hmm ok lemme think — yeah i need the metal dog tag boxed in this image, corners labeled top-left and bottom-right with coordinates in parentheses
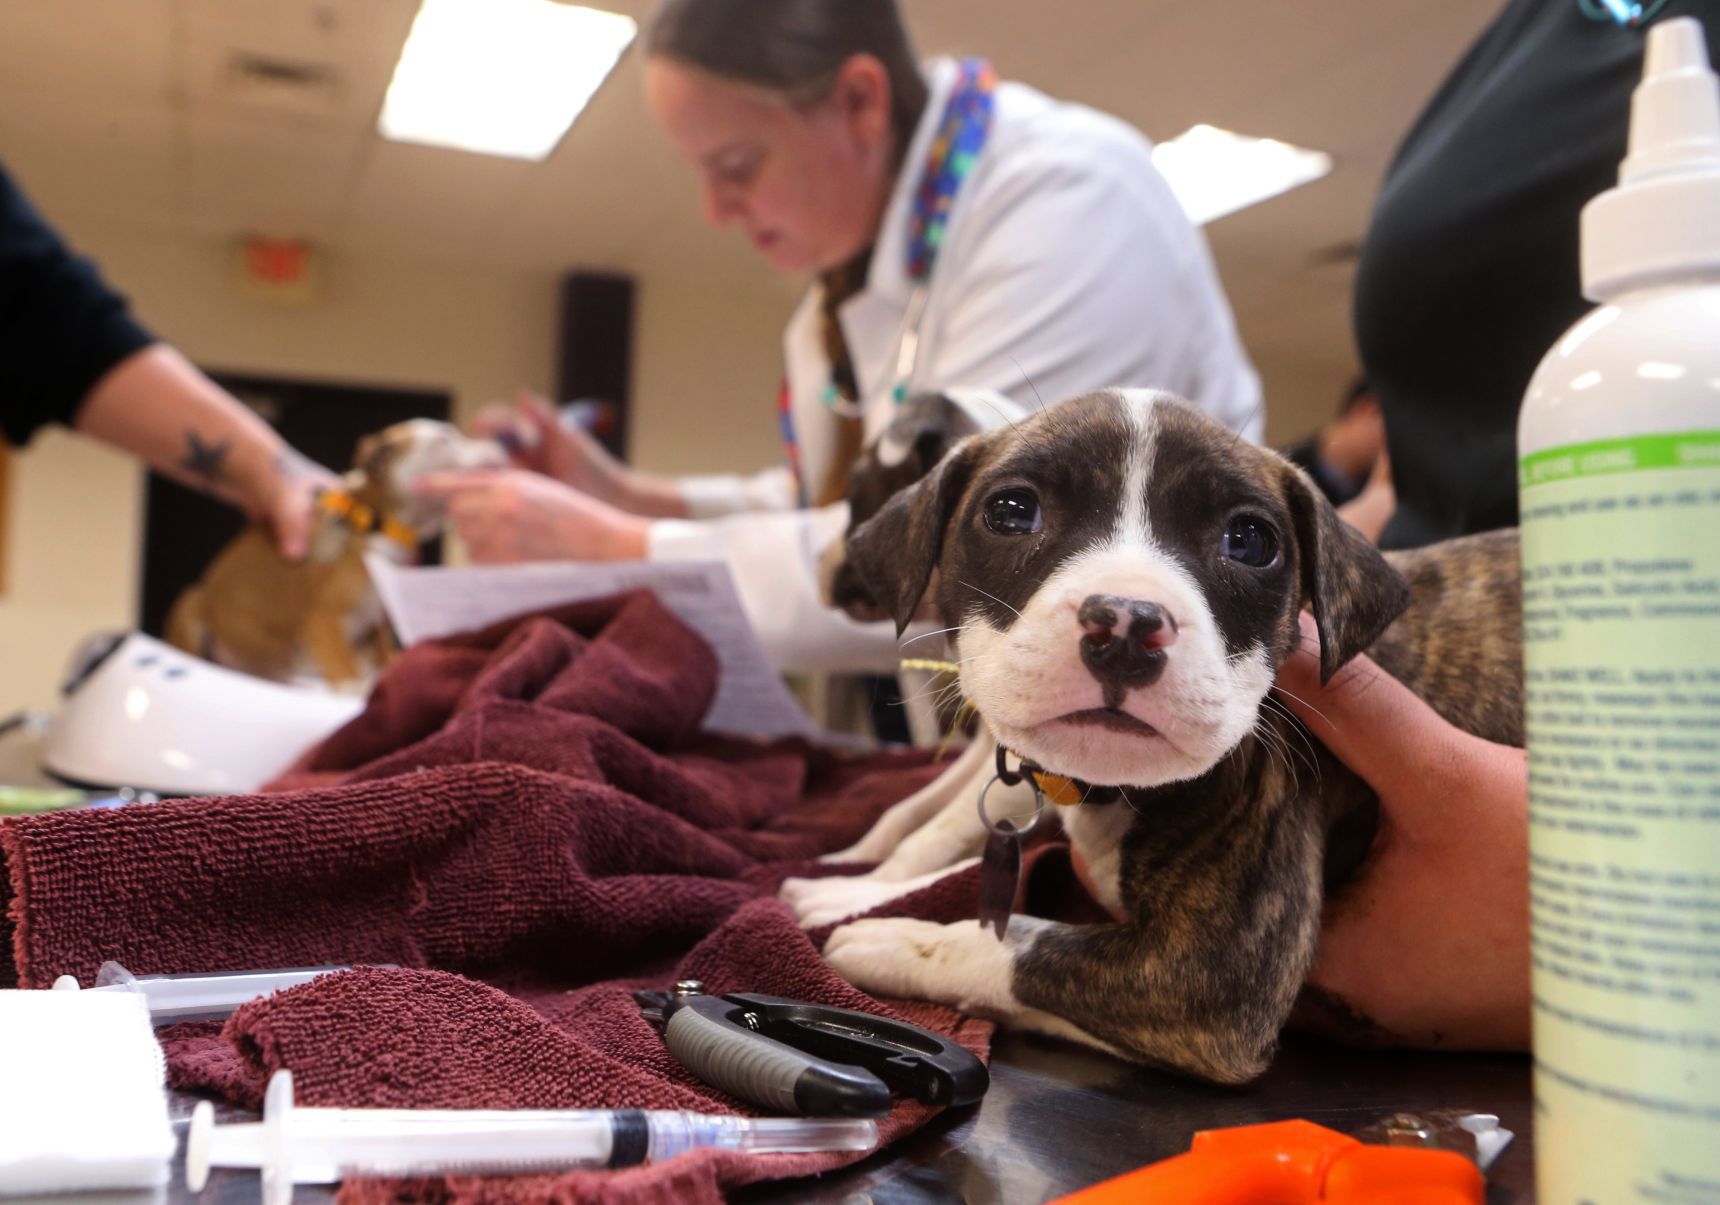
top-left (977, 819), bottom-right (1022, 940)
top-left (975, 772), bottom-right (1044, 941)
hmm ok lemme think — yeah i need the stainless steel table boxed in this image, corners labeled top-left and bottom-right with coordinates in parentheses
top-left (168, 1030), bottom-right (1533, 1203)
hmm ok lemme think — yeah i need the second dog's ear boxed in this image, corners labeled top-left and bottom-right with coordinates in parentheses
top-left (1283, 464), bottom-right (1411, 683)
top-left (847, 438), bottom-right (982, 634)
top-left (352, 431), bottom-right (383, 474)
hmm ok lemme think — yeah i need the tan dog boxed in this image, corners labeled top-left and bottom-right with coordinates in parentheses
top-left (166, 419), bottom-right (506, 687)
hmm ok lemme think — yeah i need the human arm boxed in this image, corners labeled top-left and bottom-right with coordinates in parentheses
top-left (1, 164), bottom-right (330, 557)
top-left (74, 345), bottom-right (333, 559)
top-left (1277, 611), bottom-right (1530, 1049)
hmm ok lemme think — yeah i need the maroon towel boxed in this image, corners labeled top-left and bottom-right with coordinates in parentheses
top-left (0, 592), bottom-right (990, 1203)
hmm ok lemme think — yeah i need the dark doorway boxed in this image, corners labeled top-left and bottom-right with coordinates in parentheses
top-left (138, 371), bottom-right (451, 638)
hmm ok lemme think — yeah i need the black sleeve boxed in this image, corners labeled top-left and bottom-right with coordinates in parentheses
top-left (0, 162), bottom-right (156, 446)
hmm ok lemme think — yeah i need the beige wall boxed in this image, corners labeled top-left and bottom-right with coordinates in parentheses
top-left (630, 276), bottom-right (794, 477)
top-left (0, 221), bottom-right (794, 714)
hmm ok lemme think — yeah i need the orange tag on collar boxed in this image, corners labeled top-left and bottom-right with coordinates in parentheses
top-left (1031, 771), bottom-right (1083, 807)
top-left (379, 516), bottom-right (418, 549)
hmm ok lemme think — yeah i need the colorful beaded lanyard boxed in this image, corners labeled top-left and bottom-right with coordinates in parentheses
top-left (779, 58), bottom-right (998, 504)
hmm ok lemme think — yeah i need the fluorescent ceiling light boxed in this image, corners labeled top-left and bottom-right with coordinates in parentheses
top-left (379, 0), bottom-right (637, 161)
top-left (1152, 124), bottom-right (1333, 225)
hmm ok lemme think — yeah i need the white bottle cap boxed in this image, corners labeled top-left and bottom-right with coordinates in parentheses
top-left (1583, 17), bottom-right (1720, 299)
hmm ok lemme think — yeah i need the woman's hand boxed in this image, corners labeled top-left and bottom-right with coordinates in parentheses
top-left (1277, 611), bottom-right (1531, 1049)
top-left (243, 445), bottom-right (337, 562)
top-left (468, 391), bottom-right (623, 499)
top-left (469, 390), bottom-right (691, 519)
top-left (414, 469), bottom-right (649, 564)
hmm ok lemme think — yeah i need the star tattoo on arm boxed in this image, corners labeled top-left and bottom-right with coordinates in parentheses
top-left (179, 431), bottom-right (233, 487)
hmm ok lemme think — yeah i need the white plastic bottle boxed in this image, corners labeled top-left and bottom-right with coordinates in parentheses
top-left (1519, 17), bottom-right (1720, 1201)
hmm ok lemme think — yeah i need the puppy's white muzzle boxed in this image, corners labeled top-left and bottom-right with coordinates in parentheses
top-left (958, 547), bottom-right (1272, 788)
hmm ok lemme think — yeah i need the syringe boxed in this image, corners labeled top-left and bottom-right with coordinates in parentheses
top-left (187, 1070), bottom-right (879, 1204)
top-left (55, 962), bottom-right (364, 1024)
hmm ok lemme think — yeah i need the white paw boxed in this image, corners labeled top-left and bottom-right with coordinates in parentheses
top-left (819, 815), bottom-right (917, 864)
top-left (782, 859), bottom-right (979, 929)
top-left (780, 873), bottom-right (921, 929)
top-left (822, 918), bottom-right (1016, 1014)
top-left (818, 839), bottom-right (877, 865)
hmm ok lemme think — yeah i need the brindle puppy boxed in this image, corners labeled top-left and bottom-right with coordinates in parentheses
top-left (783, 389), bottom-right (1521, 1083)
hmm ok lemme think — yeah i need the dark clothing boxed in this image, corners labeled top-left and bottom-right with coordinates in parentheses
top-left (0, 163), bottom-right (154, 446)
top-left (1353, 0), bottom-right (1720, 549)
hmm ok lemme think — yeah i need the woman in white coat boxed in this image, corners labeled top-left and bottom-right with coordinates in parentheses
top-left (426, 0), bottom-right (1261, 673)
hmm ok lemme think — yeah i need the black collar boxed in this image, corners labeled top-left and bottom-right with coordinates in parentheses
top-left (995, 743), bottom-right (1123, 806)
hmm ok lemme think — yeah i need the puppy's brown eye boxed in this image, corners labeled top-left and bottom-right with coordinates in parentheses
top-left (983, 488), bottom-right (1042, 535)
top-left (1222, 515), bottom-right (1278, 567)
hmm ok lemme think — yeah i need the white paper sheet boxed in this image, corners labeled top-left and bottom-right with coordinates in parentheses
top-left (365, 556), bottom-right (822, 740)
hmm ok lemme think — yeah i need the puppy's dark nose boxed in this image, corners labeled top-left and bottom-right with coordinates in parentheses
top-left (1078, 594), bottom-right (1177, 691)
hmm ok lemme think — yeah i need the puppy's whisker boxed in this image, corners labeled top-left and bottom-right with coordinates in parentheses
top-left (897, 667), bottom-right (980, 711)
top-left (1270, 685), bottom-right (1336, 731)
top-left (1258, 694), bottom-right (1318, 764)
top-left (1250, 715), bottom-right (1300, 796)
top-left (965, 375), bottom-right (1028, 445)
top-left (896, 678), bottom-right (958, 708)
top-left (958, 581), bottom-right (1021, 619)
top-left (1007, 356), bottom-right (1048, 418)
top-left (1117, 785), bottom-right (1143, 818)
top-left (1228, 395), bottom-right (1267, 450)
top-left (900, 625), bottom-right (968, 648)
top-left (1268, 725), bottom-right (1301, 794)
top-left (1259, 695), bottom-right (1322, 780)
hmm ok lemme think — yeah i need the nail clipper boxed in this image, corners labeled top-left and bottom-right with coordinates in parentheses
top-left (635, 980), bottom-right (989, 1118)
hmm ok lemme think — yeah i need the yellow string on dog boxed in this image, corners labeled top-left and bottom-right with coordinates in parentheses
top-left (897, 658), bottom-right (1084, 803)
top-left (896, 658), bottom-right (970, 761)
top-left (898, 658), bottom-right (961, 674)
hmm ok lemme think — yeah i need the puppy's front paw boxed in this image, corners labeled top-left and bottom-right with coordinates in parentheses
top-left (823, 918), bottom-right (1015, 1014)
top-left (783, 859), bottom-right (980, 929)
top-left (819, 828), bottom-right (894, 865)
top-left (780, 873), bottom-right (921, 929)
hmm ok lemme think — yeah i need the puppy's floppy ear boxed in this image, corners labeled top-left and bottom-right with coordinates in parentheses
top-left (847, 437), bottom-right (981, 634)
top-left (352, 431), bottom-right (384, 476)
top-left (1282, 463), bottom-right (1411, 683)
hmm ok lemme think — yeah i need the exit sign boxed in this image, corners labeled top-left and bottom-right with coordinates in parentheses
top-left (234, 237), bottom-right (319, 305)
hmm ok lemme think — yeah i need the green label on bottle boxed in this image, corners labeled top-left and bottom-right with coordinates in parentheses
top-left (1519, 430), bottom-right (1720, 487)
top-left (1520, 430), bottom-right (1720, 1204)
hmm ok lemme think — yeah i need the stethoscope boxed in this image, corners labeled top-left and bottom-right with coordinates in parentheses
top-left (822, 283), bottom-right (931, 422)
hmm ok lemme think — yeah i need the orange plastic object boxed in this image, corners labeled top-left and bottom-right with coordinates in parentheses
top-left (1052, 1118), bottom-right (1484, 1205)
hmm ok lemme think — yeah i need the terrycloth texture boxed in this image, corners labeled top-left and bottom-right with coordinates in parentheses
top-left (0, 592), bottom-right (992, 1204)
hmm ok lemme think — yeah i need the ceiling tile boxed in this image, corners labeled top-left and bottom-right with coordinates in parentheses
top-left (338, 138), bottom-right (541, 260)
